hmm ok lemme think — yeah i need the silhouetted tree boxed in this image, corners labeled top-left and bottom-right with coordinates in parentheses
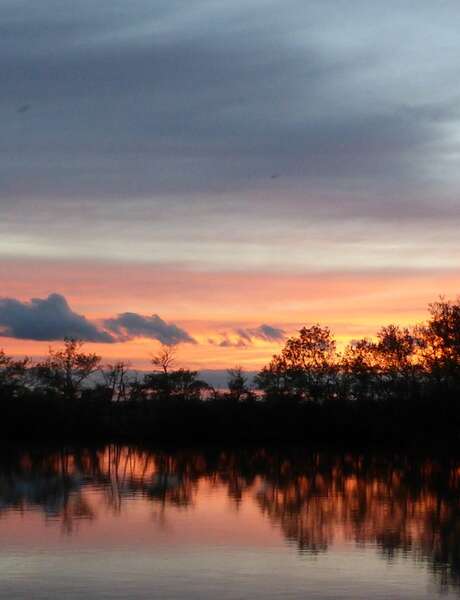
top-left (34, 338), bottom-right (102, 400)
top-left (103, 361), bottom-right (131, 402)
top-left (255, 354), bottom-right (290, 399)
top-left (256, 325), bottom-right (337, 402)
top-left (375, 324), bottom-right (418, 402)
top-left (227, 367), bottom-right (254, 402)
top-left (376, 325), bottom-right (415, 373)
top-left (141, 345), bottom-right (209, 403)
top-left (0, 350), bottom-right (29, 398)
top-left (341, 338), bottom-right (379, 403)
top-left (141, 368), bottom-right (209, 403)
top-left (416, 298), bottom-right (460, 384)
top-left (151, 345), bottom-right (176, 374)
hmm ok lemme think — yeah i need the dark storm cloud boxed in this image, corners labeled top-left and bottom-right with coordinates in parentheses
top-left (0, 293), bottom-right (114, 342)
top-left (0, 293), bottom-right (195, 344)
top-left (104, 313), bottom-right (196, 345)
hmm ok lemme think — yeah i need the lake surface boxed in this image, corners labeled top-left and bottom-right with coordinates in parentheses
top-left (0, 445), bottom-right (459, 599)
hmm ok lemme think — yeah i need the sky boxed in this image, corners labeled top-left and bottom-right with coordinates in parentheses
top-left (1, 0), bottom-right (460, 375)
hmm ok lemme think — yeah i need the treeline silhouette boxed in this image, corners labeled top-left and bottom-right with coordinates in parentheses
top-left (2, 297), bottom-right (460, 443)
top-left (2, 445), bottom-right (460, 592)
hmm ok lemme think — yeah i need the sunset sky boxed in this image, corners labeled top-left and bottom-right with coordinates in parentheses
top-left (2, 1), bottom-right (460, 376)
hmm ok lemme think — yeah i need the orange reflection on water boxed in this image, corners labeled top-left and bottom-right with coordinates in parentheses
top-left (1, 446), bottom-right (460, 592)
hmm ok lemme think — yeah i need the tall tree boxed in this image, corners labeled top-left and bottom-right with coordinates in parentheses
top-left (416, 298), bottom-right (460, 381)
top-left (256, 325), bottom-right (337, 402)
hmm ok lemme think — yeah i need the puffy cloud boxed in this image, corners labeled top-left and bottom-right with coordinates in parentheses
top-left (0, 293), bottom-right (114, 342)
top-left (0, 294), bottom-right (195, 345)
top-left (103, 312), bottom-right (196, 345)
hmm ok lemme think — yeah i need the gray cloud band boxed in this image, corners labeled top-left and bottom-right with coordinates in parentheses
top-left (1, 1), bottom-right (459, 211)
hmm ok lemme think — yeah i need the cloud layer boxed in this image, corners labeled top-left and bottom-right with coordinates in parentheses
top-left (3, 0), bottom-right (459, 204)
top-left (0, 294), bottom-right (194, 345)
top-left (2, 1), bottom-right (460, 274)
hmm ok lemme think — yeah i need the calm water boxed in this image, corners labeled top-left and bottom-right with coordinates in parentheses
top-left (0, 446), bottom-right (459, 599)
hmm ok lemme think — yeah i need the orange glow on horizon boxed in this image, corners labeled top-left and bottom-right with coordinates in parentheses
top-left (1, 258), bottom-right (459, 370)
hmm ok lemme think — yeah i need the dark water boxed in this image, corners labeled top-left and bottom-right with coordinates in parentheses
top-left (0, 446), bottom-right (459, 599)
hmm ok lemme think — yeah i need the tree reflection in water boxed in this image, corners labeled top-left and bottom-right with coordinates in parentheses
top-left (0, 446), bottom-right (459, 591)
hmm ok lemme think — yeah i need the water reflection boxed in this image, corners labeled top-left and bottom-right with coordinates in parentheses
top-left (1, 446), bottom-right (460, 592)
